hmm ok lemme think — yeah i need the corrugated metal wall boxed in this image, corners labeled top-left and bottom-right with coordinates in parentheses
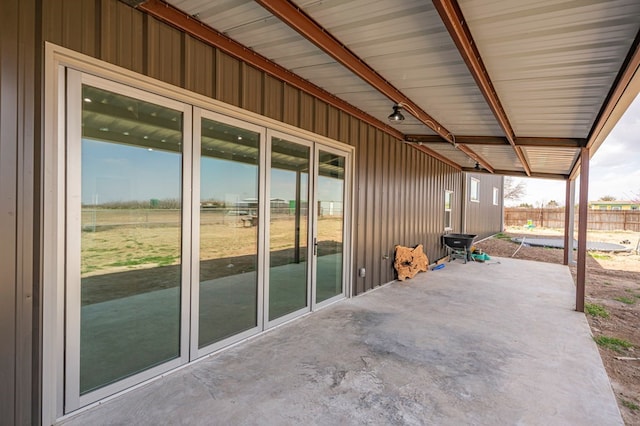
top-left (464, 173), bottom-right (504, 240)
top-left (42, 0), bottom-right (463, 294)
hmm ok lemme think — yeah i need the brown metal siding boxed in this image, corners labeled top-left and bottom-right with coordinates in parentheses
top-left (100, 0), bottom-right (145, 74)
top-left (464, 173), bottom-right (504, 240)
top-left (184, 35), bottom-right (215, 99)
top-left (1, 0), bottom-right (38, 424)
top-left (299, 92), bottom-right (314, 132)
top-left (282, 84), bottom-right (299, 127)
top-left (41, 0), bottom-right (464, 298)
top-left (241, 64), bottom-right (263, 115)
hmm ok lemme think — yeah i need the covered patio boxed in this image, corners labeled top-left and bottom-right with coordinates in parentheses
top-left (60, 258), bottom-right (620, 425)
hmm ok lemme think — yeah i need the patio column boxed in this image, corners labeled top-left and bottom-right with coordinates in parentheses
top-left (563, 179), bottom-right (575, 265)
top-left (576, 148), bottom-right (590, 312)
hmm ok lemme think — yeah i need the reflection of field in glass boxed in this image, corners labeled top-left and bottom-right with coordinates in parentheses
top-left (81, 209), bottom-right (343, 278)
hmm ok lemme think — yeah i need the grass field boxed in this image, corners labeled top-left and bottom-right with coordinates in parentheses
top-left (81, 208), bottom-right (343, 278)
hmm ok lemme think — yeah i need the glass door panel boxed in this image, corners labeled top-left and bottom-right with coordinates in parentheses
top-left (198, 118), bottom-right (260, 348)
top-left (268, 137), bottom-right (311, 321)
top-left (78, 84), bottom-right (184, 395)
top-left (315, 150), bottom-right (346, 303)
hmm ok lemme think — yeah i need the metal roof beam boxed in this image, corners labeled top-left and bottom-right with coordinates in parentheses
top-left (432, 0), bottom-right (531, 176)
top-left (253, 0), bottom-right (455, 144)
top-left (136, 0), bottom-right (404, 141)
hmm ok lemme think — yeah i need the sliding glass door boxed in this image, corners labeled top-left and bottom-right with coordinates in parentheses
top-left (314, 148), bottom-right (347, 305)
top-left (193, 111), bottom-right (265, 356)
top-left (61, 70), bottom-right (350, 414)
top-left (65, 71), bottom-right (191, 410)
top-left (266, 134), bottom-right (313, 325)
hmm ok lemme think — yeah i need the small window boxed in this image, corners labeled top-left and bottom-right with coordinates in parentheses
top-left (493, 187), bottom-right (499, 206)
top-left (612, 206), bottom-right (621, 211)
top-left (470, 178), bottom-right (480, 203)
top-left (444, 190), bottom-right (453, 230)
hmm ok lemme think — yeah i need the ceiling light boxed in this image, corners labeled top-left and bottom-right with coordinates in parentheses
top-left (474, 162), bottom-right (481, 170)
top-left (388, 105), bottom-right (405, 122)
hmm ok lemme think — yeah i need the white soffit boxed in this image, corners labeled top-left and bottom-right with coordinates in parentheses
top-left (459, 0), bottom-right (640, 138)
top-left (293, 0), bottom-right (504, 136)
top-left (420, 143), bottom-right (477, 168)
top-left (468, 144), bottom-right (525, 172)
top-left (167, 0), bottom-right (435, 136)
top-left (522, 146), bottom-right (580, 175)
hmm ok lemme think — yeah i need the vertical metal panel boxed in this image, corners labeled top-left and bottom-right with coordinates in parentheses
top-left (355, 121), bottom-right (368, 294)
top-left (263, 74), bottom-right (283, 121)
top-left (100, 0), bottom-right (144, 74)
top-left (464, 172), bottom-right (503, 239)
top-left (371, 129), bottom-right (382, 288)
top-left (338, 111), bottom-right (350, 144)
top-left (184, 35), bottom-right (215, 99)
top-left (61, 0), bottom-right (99, 57)
top-left (1, 0), bottom-right (37, 424)
top-left (364, 127), bottom-right (376, 291)
top-left (215, 50), bottom-right (241, 106)
top-left (282, 84), bottom-right (299, 127)
top-left (146, 17), bottom-right (183, 87)
top-left (242, 64), bottom-right (263, 115)
top-left (42, 0), bottom-right (98, 57)
top-left (313, 99), bottom-right (327, 136)
top-left (326, 105), bottom-right (339, 140)
top-left (380, 133), bottom-right (391, 283)
top-left (299, 91), bottom-right (314, 132)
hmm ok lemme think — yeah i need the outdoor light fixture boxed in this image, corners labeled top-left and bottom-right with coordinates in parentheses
top-left (474, 162), bottom-right (481, 170)
top-left (388, 104), bottom-right (405, 122)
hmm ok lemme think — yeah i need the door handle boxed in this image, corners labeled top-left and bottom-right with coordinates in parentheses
top-left (314, 238), bottom-right (318, 255)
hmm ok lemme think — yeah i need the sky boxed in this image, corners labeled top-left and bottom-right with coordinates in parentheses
top-left (506, 93), bottom-right (640, 207)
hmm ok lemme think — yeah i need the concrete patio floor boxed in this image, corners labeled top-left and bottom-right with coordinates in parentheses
top-left (60, 257), bottom-right (622, 425)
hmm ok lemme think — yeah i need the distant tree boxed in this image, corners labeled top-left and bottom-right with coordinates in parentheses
top-left (629, 190), bottom-right (640, 203)
top-left (546, 200), bottom-right (559, 208)
top-left (518, 202), bottom-right (533, 208)
top-left (598, 195), bottom-right (617, 202)
top-left (504, 177), bottom-right (526, 201)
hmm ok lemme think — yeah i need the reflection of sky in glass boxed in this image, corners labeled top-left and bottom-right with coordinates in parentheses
top-left (82, 139), bottom-right (346, 205)
top-left (201, 157), bottom-right (258, 201)
top-left (270, 169), bottom-right (308, 201)
top-left (81, 139), bottom-right (181, 205)
top-left (318, 176), bottom-right (343, 202)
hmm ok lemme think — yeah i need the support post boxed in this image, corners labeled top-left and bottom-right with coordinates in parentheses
top-left (576, 149), bottom-right (590, 312)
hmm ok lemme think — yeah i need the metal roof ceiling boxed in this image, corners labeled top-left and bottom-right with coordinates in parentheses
top-left (154, 0), bottom-right (640, 179)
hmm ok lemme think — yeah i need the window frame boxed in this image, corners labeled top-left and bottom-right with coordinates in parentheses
top-left (493, 187), bottom-right (499, 206)
top-left (444, 190), bottom-right (453, 231)
top-left (470, 178), bottom-right (480, 203)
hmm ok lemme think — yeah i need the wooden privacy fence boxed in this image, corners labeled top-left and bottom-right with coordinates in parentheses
top-left (504, 208), bottom-right (640, 232)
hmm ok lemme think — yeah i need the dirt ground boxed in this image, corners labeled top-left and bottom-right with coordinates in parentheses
top-left (475, 227), bottom-right (640, 425)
